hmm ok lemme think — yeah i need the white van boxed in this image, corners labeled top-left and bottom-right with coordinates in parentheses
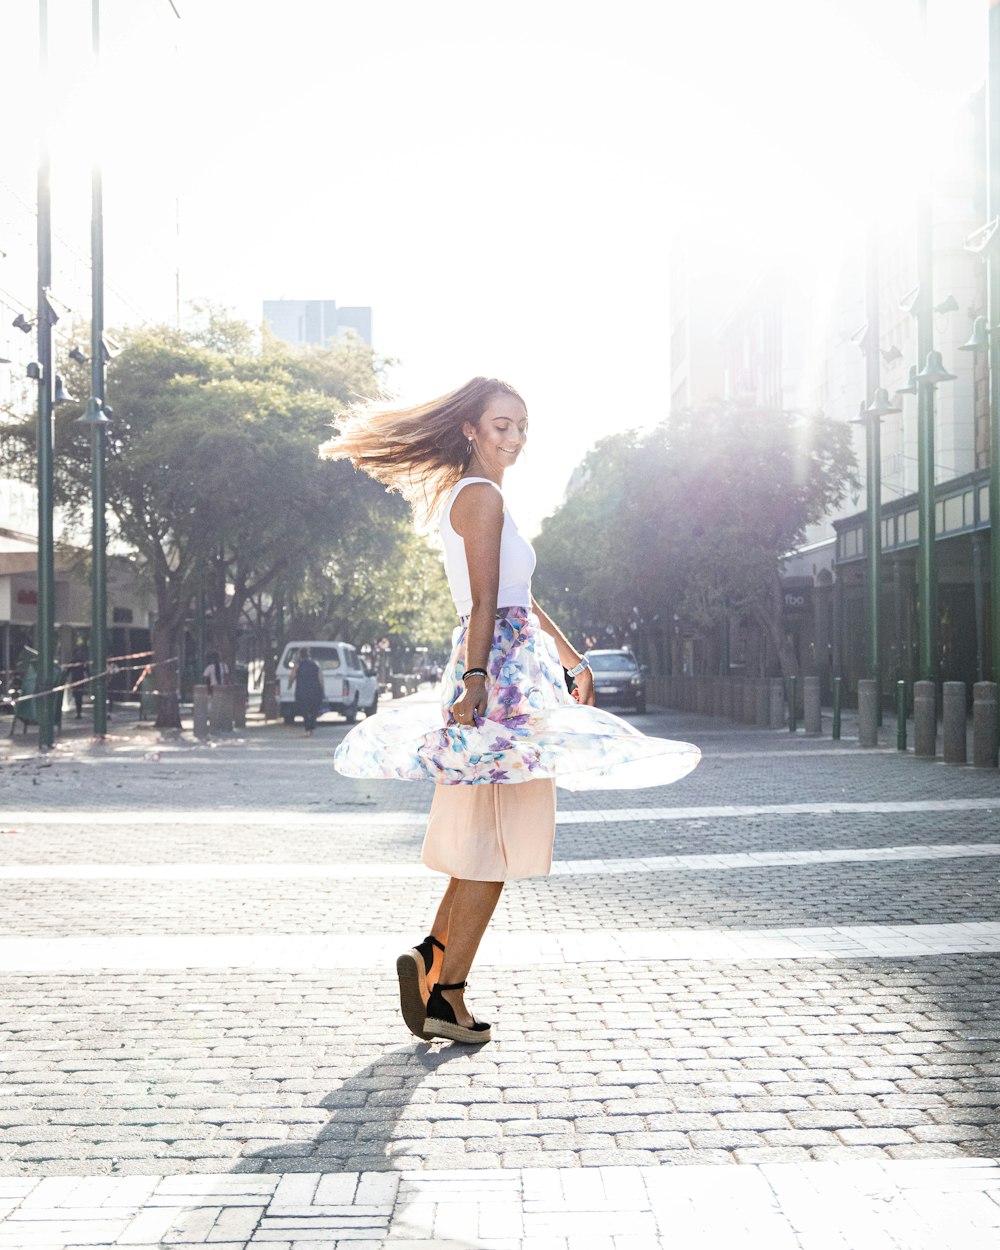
top-left (275, 640), bottom-right (378, 725)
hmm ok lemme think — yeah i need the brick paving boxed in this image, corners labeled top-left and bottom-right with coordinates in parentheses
top-left (0, 698), bottom-right (999, 1245)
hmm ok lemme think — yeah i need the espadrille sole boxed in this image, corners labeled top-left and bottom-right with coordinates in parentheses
top-left (396, 951), bottom-right (428, 1039)
top-left (423, 1016), bottom-right (492, 1044)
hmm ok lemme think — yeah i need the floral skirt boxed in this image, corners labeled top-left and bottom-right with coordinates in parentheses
top-left (333, 607), bottom-right (701, 792)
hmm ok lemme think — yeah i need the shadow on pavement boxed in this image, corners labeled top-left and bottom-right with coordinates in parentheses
top-left (233, 1042), bottom-right (480, 1174)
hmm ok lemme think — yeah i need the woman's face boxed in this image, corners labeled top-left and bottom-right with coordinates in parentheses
top-left (465, 394), bottom-right (528, 473)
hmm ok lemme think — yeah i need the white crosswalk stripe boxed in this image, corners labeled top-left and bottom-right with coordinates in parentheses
top-left (1, 840), bottom-right (998, 880)
top-left (1, 921), bottom-right (999, 972)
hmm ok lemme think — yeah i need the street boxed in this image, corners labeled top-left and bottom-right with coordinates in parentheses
top-left (0, 697), bottom-right (999, 1247)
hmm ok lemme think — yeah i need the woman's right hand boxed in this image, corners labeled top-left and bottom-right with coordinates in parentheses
top-left (451, 675), bottom-right (487, 726)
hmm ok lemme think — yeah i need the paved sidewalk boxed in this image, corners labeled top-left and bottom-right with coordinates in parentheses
top-left (1, 1159), bottom-right (998, 1248)
top-left (0, 699), bottom-right (998, 1246)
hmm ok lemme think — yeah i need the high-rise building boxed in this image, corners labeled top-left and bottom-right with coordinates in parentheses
top-left (263, 299), bottom-right (373, 349)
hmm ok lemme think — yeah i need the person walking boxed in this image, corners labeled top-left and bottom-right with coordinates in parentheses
top-left (322, 377), bottom-right (700, 1044)
top-left (202, 652), bottom-right (229, 690)
top-left (289, 646), bottom-right (323, 735)
top-left (68, 641), bottom-right (90, 719)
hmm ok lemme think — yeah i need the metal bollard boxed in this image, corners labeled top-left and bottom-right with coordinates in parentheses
top-left (803, 675), bottom-right (821, 736)
top-left (788, 675), bottom-right (797, 733)
top-left (832, 676), bottom-right (841, 740)
top-left (769, 677), bottom-right (785, 729)
top-left (913, 680), bottom-right (936, 758)
top-left (897, 680), bottom-right (907, 751)
top-left (755, 679), bottom-right (769, 727)
top-left (193, 684), bottom-right (209, 739)
top-left (858, 679), bottom-right (878, 748)
top-left (942, 682), bottom-right (967, 765)
top-left (742, 678), bottom-right (755, 724)
top-left (973, 682), bottom-right (998, 768)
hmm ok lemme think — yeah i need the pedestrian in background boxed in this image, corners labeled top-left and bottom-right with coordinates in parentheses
top-left (202, 651), bottom-right (228, 690)
top-left (322, 377), bottom-right (700, 1045)
top-left (289, 646), bottom-right (323, 735)
top-left (68, 641), bottom-right (90, 719)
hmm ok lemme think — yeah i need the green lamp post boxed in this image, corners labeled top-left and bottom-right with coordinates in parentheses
top-left (34, 0), bottom-right (56, 750)
top-left (990, 0), bottom-right (1000, 709)
top-left (77, 0), bottom-right (111, 739)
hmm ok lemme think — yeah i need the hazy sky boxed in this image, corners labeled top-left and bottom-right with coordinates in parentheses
top-left (0, 0), bottom-right (986, 532)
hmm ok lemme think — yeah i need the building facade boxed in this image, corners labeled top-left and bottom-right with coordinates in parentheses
top-left (263, 299), bottom-right (373, 349)
top-left (669, 99), bottom-right (987, 702)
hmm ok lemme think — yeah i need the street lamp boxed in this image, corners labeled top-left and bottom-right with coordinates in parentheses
top-left (915, 350), bottom-right (958, 385)
top-left (82, 0), bottom-right (110, 738)
top-left (34, 0), bottom-right (56, 749)
top-left (851, 387), bottom-right (901, 719)
top-left (981, 0), bottom-right (1000, 738)
top-left (894, 365), bottom-right (920, 395)
top-left (850, 224), bottom-right (897, 720)
top-left (959, 316), bottom-right (990, 353)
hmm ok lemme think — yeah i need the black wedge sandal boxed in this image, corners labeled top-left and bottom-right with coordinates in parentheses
top-left (423, 980), bottom-right (492, 1044)
top-left (396, 934), bottom-right (445, 1039)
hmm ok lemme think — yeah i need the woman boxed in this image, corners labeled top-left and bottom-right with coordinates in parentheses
top-left (202, 652), bottom-right (229, 690)
top-left (289, 646), bottom-right (323, 735)
top-left (321, 378), bottom-right (699, 1045)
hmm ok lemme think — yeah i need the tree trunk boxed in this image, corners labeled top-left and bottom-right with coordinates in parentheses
top-left (755, 569), bottom-right (799, 680)
top-left (152, 617), bottom-right (182, 729)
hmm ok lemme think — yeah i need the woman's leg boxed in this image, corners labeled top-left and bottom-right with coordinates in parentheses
top-left (435, 879), bottom-right (504, 1027)
top-left (426, 877), bottom-right (459, 988)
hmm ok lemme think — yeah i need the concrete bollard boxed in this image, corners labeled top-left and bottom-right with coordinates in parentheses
top-left (973, 682), bottom-right (998, 768)
top-left (193, 684), bottom-right (209, 739)
top-left (768, 677), bottom-right (785, 728)
top-left (803, 675), bottom-right (821, 737)
top-left (742, 678), bottom-right (756, 724)
top-left (755, 679), bottom-right (769, 727)
top-left (942, 682), bottom-right (966, 765)
top-left (858, 679), bottom-right (879, 748)
top-left (210, 685), bottom-right (234, 734)
top-left (913, 680), bottom-right (936, 758)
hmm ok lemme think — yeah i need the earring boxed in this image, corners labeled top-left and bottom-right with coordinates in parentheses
top-left (467, 439), bottom-right (473, 455)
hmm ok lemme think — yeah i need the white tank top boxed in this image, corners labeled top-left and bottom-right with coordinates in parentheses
top-left (440, 477), bottom-right (536, 615)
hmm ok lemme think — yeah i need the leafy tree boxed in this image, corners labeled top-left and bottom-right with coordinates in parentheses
top-left (285, 515), bottom-right (454, 658)
top-left (0, 320), bottom-right (404, 727)
top-left (534, 402), bottom-right (854, 678)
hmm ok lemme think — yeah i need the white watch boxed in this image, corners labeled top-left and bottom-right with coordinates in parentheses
top-left (567, 657), bottom-right (590, 678)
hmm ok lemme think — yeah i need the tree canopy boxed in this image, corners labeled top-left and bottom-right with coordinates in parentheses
top-left (533, 401), bottom-right (855, 678)
top-left (0, 317), bottom-right (452, 724)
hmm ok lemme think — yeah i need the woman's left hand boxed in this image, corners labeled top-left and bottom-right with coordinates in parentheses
top-left (573, 666), bottom-right (595, 706)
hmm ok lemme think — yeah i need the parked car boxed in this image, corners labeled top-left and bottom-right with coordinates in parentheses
top-left (586, 648), bottom-right (647, 713)
top-left (275, 640), bottom-right (378, 725)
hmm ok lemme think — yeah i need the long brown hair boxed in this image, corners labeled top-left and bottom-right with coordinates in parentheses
top-left (320, 376), bottom-right (525, 523)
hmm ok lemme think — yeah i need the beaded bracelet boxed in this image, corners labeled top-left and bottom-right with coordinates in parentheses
top-left (462, 667), bottom-right (488, 681)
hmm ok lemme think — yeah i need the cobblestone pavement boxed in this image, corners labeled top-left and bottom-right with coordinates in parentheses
top-left (0, 697), bottom-right (999, 1246)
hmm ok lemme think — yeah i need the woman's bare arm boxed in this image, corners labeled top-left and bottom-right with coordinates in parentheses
top-left (449, 483), bottom-right (503, 721)
top-left (531, 596), bottom-right (595, 706)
